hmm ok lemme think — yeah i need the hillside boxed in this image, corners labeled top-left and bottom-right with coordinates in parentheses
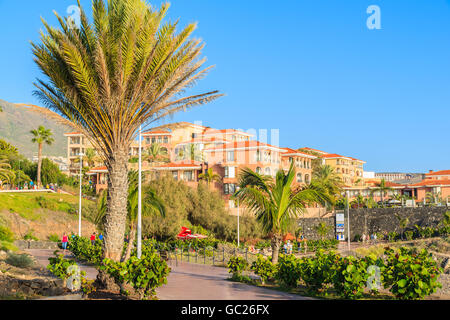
top-left (0, 99), bottom-right (72, 158)
top-left (0, 192), bottom-right (97, 241)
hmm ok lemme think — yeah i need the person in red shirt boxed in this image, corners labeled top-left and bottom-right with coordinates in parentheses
top-left (62, 233), bottom-right (68, 254)
top-left (90, 232), bottom-right (96, 246)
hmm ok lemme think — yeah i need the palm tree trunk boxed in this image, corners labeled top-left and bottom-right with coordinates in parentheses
top-left (102, 148), bottom-right (129, 261)
top-left (271, 233), bottom-right (282, 264)
top-left (96, 148), bottom-right (129, 289)
top-left (122, 221), bottom-right (136, 262)
top-left (37, 143), bottom-right (42, 188)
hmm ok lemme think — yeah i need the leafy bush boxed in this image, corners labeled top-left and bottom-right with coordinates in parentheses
top-left (0, 225), bottom-right (14, 242)
top-left (332, 255), bottom-right (370, 299)
top-left (0, 240), bottom-right (17, 252)
top-left (6, 252), bottom-right (34, 268)
top-left (47, 250), bottom-right (78, 280)
top-left (405, 231), bottom-right (414, 241)
top-left (34, 196), bottom-right (58, 211)
top-left (227, 256), bottom-right (248, 277)
top-left (251, 255), bottom-right (277, 284)
top-left (383, 247), bottom-right (442, 300)
top-left (299, 250), bottom-right (337, 294)
top-left (23, 230), bottom-right (38, 241)
top-left (100, 247), bottom-right (171, 299)
top-left (48, 234), bottom-right (60, 243)
top-left (69, 236), bottom-right (103, 265)
top-left (275, 254), bottom-right (302, 288)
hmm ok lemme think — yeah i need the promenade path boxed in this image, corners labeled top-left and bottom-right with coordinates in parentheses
top-left (26, 249), bottom-right (310, 300)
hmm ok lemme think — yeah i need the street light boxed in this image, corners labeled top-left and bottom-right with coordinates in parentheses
top-left (137, 125), bottom-right (142, 259)
top-left (235, 186), bottom-right (240, 248)
top-left (78, 152), bottom-right (84, 237)
top-left (346, 190), bottom-right (350, 251)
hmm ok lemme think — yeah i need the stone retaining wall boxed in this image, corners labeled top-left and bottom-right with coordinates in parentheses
top-left (0, 276), bottom-right (65, 297)
top-left (299, 207), bottom-right (449, 240)
top-left (14, 240), bottom-right (59, 250)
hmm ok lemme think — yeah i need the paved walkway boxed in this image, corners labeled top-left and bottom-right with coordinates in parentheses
top-left (156, 261), bottom-right (311, 300)
top-left (26, 249), bottom-right (310, 300)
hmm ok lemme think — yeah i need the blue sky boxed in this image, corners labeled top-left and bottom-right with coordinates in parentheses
top-left (0, 0), bottom-right (449, 172)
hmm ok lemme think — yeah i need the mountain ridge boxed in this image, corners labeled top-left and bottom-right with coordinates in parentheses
top-left (0, 99), bottom-right (71, 158)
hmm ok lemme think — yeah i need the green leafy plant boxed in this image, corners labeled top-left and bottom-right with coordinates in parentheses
top-left (383, 247), bottom-right (443, 300)
top-left (0, 225), bottom-right (14, 242)
top-left (332, 255), bottom-right (369, 299)
top-left (275, 254), bottom-right (302, 288)
top-left (227, 256), bottom-right (248, 278)
top-left (23, 230), bottom-right (38, 241)
top-left (299, 250), bottom-right (338, 294)
top-left (47, 250), bottom-right (78, 280)
top-left (100, 247), bottom-right (171, 300)
top-left (251, 254), bottom-right (277, 285)
top-left (48, 234), bottom-right (60, 243)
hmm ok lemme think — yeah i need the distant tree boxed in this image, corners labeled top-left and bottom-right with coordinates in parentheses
top-left (198, 168), bottom-right (221, 188)
top-left (30, 126), bottom-right (54, 188)
top-left (370, 179), bottom-right (393, 207)
top-left (146, 143), bottom-right (168, 163)
top-left (314, 221), bottom-right (331, 240)
top-left (0, 139), bottom-right (18, 156)
top-left (0, 155), bottom-right (15, 184)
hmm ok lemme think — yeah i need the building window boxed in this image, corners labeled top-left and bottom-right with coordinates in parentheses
top-left (255, 150), bottom-right (262, 162)
top-left (172, 171), bottom-right (178, 180)
top-left (183, 170), bottom-right (194, 181)
top-left (305, 174), bottom-right (310, 184)
top-left (163, 136), bottom-right (169, 144)
top-left (225, 166), bottom-right (236, 178)
top-left (256, 167), bottom-right (262, 174)
top-left (297, 173), bottom-right (302, 183)
top-left (152, 137), bottom-right (156, 143)
top-left (265, 167), bottom-right (271, 176)
top-left (227, 151), bottom-right (235, 162)
top-left (224, 183), bottom-right (236, 195)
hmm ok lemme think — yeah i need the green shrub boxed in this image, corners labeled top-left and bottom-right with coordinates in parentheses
top-left (383, 247), bottom-right (443, 300)
top-left (405, 231), bottom-right (414, 241)
top-left (34, 196), bottom-right (58, 211)
top-left (23, 230), bottom-right (38, 241)
top-left (0, 240), bottom-right (17, 252)
top-left (0, 225), bottom-right (14, 242)
top-left (100, 247), bottom-right (171, 299)
top-left (69, 235), bottom-right (103, 265)
top-left (6, 252), bottom-right (34, 268)
top-left (299, 250), bottom-right (338, 294)
top-left (48, 234), bottom-right (60, 243)
top-left (276, 254), bottom-right (302, 288)
top-left (227, 256), bottom-right (248, 277)
top-left (332, 255), bottom-right (370, 299)
top-left (251, 255), bottom-right (277, 284)
top-left (47, 250), bottom-right (78, 280)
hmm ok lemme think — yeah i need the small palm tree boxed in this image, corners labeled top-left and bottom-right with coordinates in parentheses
top-left (146, 143), bottom-right (168, 163)
top-left (370, 179), bottom-right (393, 207)
top-left (0, 156), bottom-right (15, 185)
top-left (311, 165), bottom-right (343, 206)
top-left (30, 126), bottom-right (54, 188)
top-left (198, 168), bottom-right (221, 187)
top-left (235, 162), bottom-right (332, 263)
top-left (96, 170), bottom-right (165, 261)
top-left (73, 147), bottom-right (99, 168)
top-left (314, 221), bottom-right (331, 240)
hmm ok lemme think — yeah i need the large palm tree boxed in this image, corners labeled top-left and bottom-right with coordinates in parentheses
top-left (370, 179), bottom-right (393, 207)
top-left (198, 168), bottom-right (221, 187)
top-left (30, 126), bottom-right (54, 188)
top-left (30, 0), bottom-right (221, 265)
top-left (96, 170), bottom-right (165, 261)
top-left (235, 162), bottom-right (332, 263)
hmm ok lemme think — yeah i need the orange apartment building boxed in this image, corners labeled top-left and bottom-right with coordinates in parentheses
top-left (74, 122), bottom-right (317, 215)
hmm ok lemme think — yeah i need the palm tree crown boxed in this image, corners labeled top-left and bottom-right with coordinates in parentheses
top-left (30, 125), bottom-right (54, 188)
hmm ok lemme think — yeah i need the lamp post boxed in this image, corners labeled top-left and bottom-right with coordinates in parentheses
top-left (346, 190), bottom-right (350, 251)
top-left (78, 152), bottom-right (84, 237)
top-left (137, 125), bottom-right (142, 259)
top-left (236, 186), bottom-right (240, 248)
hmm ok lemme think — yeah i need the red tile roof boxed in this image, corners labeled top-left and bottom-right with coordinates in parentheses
top-left (64, 132), bottom-right (82, 135)
top-left (408, 179), bottom-right (450, 187)
top-left (301, 147), bottom-right (328, 154)
top-left (426, 170), bottom-right (450, 176)
top-left (321, 153), bottom-right (352, 159)
top-left (142, 130), bottom-right (171, 135)
top-left (152, 162), bottom-right (202, 170)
